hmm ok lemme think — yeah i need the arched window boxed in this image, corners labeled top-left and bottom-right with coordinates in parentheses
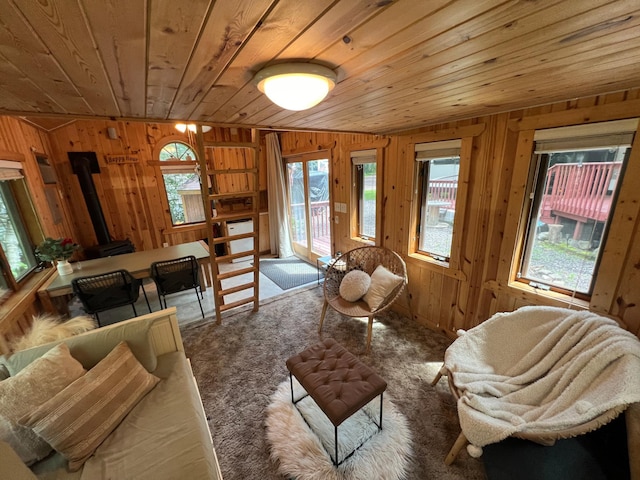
top-left (158, 141), bottom-right (205, 226)
top-left (159, 142), bottom-right (196, 162)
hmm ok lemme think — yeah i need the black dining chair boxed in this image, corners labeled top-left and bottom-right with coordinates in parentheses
top-left (71, 269), bottom-right (152, 327)
top-left (151, 255), bottom-right (205, 318)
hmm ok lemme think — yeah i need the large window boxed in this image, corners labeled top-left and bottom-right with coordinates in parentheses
top-left (517, 120), bottom-right (635, 297)
top-left (351, 150), bottom-right (377, 241)
top-left (0, 161), bottom-right (40, 303)
top-left (414, 140), bottom-right (461, 263)
top-left (159, 141), bottom-right (206, 226)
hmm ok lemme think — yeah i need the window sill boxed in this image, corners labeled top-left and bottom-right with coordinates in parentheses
top-left (162, 223), bottom-right (208, 235)
top-left (407, 252), bottom-right (467, 281)
top-left (350, 236), bottom-right (375, 246)
top-left (0, 268), bottom-right (56, 325)
top-left (484, 279), bottom-right (590, 309)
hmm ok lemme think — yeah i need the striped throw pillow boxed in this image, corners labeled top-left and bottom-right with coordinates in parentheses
top-left (0, 343), bottom-right (85, 465)
top-left (19, 341), bottom-right (159, 471)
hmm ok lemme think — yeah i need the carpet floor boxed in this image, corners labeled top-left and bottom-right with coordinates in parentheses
top-left (259, 257), bottom-right (320, 290)
top-left (180, 285), bottom-right (486, 480)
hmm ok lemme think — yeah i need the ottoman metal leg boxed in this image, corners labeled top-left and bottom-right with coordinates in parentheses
top-left (290, 372), bottom-right (294, 403)
top-left (335, 426), bottom-right (339, 467)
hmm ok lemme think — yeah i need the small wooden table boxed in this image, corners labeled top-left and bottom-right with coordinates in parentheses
top-left (37, 241), bottom-right (211, 314)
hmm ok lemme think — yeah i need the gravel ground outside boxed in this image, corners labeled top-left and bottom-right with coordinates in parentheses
top-left (420, 221), bottom-right (595, 293)
top-left (526, 239), bottom-right (595, 293)
top-left (350, 197), bottom-right (595, 294)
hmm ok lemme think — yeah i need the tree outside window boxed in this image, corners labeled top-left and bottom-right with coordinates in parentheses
top-left (0, 175), bottom-right (40, 304)
top-left (159, 142), bottom-right (206, 226)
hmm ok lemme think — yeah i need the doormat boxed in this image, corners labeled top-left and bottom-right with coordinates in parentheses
top-left (259, 257), bottom-right (319, 290)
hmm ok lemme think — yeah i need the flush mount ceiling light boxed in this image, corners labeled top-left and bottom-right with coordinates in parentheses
top-left (175, 123), bottom-right (212, 133)
top-left (254, 63), bottom-right (337, 111)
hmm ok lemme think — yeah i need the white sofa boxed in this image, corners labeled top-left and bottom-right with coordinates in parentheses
top-left (0, 308), bottom-right (222, 479)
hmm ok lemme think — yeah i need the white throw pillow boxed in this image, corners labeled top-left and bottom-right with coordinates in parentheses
top-left (0, 343), bottom-right (86, 465)
top-left (362, 265), bottom-right (404, 312)
top-left (339, 270), bottom-right (371, 302)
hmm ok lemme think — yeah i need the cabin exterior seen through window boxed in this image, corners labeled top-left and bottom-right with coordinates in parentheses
top-left (414, 140), bottom-right (461, 264)
top-left (159, 141), bottom-right (205, 226)
top-left (0, 160), bottom-right (40, 304)
top-left (351, 149), bottom-right (377, 242)
top-left (517, 119), bottom-right (637, 298)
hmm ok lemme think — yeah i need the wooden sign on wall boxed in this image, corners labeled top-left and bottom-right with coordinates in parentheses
top-left (104, 154), bottom-right (139, 164)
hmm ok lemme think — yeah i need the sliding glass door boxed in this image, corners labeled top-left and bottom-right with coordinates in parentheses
top-left (286, 153), bottom-right (331, 262)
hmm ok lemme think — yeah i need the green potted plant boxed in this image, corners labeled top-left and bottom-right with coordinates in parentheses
top-left (35, 237), bottom-right (80, 275)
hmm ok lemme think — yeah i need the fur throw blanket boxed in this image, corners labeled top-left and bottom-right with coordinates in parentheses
top-left (444, 306), bottom-right (640, 451)
top-left (9, 314), bottom-right (96, 353)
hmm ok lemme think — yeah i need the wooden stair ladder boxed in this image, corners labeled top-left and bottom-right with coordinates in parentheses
top-left (195, 127), bottom-right (260, 324)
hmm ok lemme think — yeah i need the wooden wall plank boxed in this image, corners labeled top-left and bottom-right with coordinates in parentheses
top-left (45, 120), bottom-right (266, 251)
top-left (171, 0), bottom-right (275, 118)
top-left (12, 0), bottom-right (119, 116)
top-left (2, 85), bottom-right (640, 341)
top-left (0, 3), bottom-right (91, 114)
top-left (81, 0), bottom-right (147, 117)
top-left (146, 0), bottom-right (211, 118)
top-left (194, 0), bottom-right (334, 120)
top-left (257, 0), bottom-right (637, 131)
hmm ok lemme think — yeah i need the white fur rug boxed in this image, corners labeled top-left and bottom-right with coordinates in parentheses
top-left (9, 314), bottom-right (95, 352)
top-left (265, 379), bottom-right (412, 480)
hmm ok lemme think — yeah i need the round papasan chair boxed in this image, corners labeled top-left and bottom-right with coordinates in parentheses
top-left (318, 246), bottom-right (407, 352)
top-left (431, 306), bottom-right (640, 466)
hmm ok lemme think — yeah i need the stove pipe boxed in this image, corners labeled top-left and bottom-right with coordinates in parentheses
top-left (68, 152), bottom-right (112, 245)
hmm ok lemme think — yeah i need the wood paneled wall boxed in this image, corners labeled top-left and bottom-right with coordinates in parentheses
top-left (45, 121), bottom-right (265, 252)
top-left (0, 119), bottom-right (265, 351)
top-left (2, 89), bottom-right (640, 342)
top-left (0, 116), bottom-right (76, 350)
top-left (0, 116), bottom-right (76, 240)
top-left (280, 89), bottom-right (640, 338)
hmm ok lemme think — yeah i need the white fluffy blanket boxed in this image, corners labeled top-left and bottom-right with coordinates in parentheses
top-left (444, 306), bottom-right (640, 450)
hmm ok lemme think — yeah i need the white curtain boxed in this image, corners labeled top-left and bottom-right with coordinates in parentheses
top-left (266, 133), bottom-right (294, 258)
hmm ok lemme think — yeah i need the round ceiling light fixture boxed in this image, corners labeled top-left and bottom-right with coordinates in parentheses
top-left (254, 63), bottom-right (337, 111)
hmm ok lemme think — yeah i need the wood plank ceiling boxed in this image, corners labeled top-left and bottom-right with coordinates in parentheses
top-left (1, 0), bottom-right (639, 134)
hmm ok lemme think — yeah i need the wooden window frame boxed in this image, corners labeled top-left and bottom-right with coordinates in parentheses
top-left (0, 173), bottom-right (42, 301)
top-left (346, 142), bottom-right (386, 247)
top-left (498, 111), bottom-right (640, 313)
top-left (513, 143), bottom-right (631, 301)
top-left (152, 138), bottom-right (206, 230)
top-left (407, 135), bottom-right (473, 273)
top-left (350, 149), bottom-right (378, 243)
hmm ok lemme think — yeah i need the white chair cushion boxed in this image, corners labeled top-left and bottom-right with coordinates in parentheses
top-left (339, 270), bottom-right (371, 302)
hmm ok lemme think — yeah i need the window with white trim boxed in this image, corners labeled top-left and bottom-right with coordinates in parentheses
top-left (414, 140), bottom-right (461, 263)
top-left (159, 142), bottom-right (205, 226)
top-left (351, 149), bottom-right (377, 241)
top-left (517, 119), bottom-right (636, 297)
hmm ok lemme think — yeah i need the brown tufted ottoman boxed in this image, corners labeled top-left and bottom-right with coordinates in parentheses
top-left (286, 338), bottom-right (387, 465)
